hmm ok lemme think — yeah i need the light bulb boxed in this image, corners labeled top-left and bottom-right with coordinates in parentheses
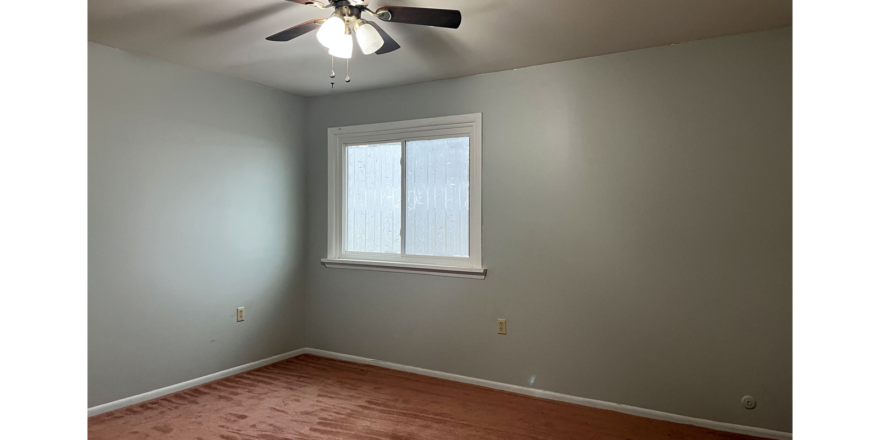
top-left (329, 33), bottom-right (353, 59)
top-left (317, 16), bottom-right (345, 49)
top-left (356, 22), bottom-right (384, 55)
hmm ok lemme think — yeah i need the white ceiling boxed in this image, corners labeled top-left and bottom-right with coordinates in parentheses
top-left (89, 0), bottom-right (791, 97)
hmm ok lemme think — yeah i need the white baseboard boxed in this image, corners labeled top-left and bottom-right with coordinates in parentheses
top-left (88, 347), bottom-right (792, 440)
top-left (87, 348), bottom-right (308, 417)
top-left (302, 348), bottom-right (792, 440)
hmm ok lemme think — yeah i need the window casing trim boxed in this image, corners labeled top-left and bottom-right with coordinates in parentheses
top-left (326, 113), bottom-right (483, 277)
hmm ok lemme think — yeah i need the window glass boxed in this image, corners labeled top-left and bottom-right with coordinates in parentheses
top-left (405, 137), bottom-right (470, 257)
top-left (346, 143), bottom-right (402, 253)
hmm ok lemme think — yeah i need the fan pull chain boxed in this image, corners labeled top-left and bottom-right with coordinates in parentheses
top-left (330, 55), bottom-right (336, 78)
top-left (345, 59), bottom-right (351, 83)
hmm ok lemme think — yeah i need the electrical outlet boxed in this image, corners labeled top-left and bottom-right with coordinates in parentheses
top-left (236, 307), bottom-right (245, 322)
top-left (497, 319), bottom-right (507, 335)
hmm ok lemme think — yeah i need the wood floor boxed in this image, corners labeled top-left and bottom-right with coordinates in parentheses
top-left (88, 354), bottom-right (769, 440)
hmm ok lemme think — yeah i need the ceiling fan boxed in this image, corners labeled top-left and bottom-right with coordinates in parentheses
top-left (266, 0), bottom-right (462, 60)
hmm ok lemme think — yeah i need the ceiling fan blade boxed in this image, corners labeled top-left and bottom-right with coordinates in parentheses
top-left (266, 18), bottom-right (326, 42)
top-left (365, 21), bottom-right (400, 55)
top-left (376, 6), bottom-right (461, 29)
top-left (284, 0), bottom-right (326, 6)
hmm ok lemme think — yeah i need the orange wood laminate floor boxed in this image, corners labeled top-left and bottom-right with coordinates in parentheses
top-left (88, 354), bottom-right (770, 440)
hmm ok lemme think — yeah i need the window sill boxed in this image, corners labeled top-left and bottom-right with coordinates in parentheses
top-left (321, 258), bottom-right (487, 280)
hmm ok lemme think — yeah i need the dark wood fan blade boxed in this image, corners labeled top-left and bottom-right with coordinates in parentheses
top-left (266, 18), bottom-right (325, 41)
top-left (365, 20), bottom-right (400, 55)
top-left (376, 6), bottom-right (461, 29)
top-left (284, 0), bottom-right (326, 6)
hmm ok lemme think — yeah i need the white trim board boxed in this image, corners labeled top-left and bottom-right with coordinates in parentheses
top-left (87, 347), bottom-right (792, 440)
top-left (321, 258), bottom-right (487, 279)
top-left (86, 348), bottom-right (307, 417)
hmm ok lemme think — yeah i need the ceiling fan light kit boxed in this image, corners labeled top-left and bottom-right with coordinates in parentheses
top-left (267, 0), bottom-right (462, 87)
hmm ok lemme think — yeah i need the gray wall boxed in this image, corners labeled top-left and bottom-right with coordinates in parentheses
top-left (88, 43), bottom-right (308, 407)
top-left (303, 28), bottom-right (792, 432)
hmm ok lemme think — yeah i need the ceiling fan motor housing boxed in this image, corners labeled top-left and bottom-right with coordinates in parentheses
top-left (332, 5), bottom-right (363, 28)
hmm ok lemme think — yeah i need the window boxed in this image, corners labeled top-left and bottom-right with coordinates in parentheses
top-left (323, 114), bottom-right (484, 279)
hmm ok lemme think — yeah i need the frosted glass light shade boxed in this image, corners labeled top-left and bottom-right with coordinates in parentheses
top-left (329, 33), bottom-right (353, 59)
top-left (317, 16), bottom-right (345, 49)
top-left (356, 23), bottom-right (384, 55)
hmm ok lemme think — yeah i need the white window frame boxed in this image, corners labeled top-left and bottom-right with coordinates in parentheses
top-left (322, 113), bottom-right (484, 279)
